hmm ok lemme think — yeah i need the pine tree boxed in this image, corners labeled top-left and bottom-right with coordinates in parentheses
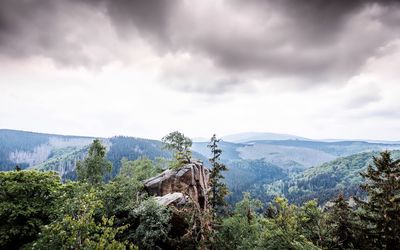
top-left (76, 139), bottom-right (112, 185)
top-left (327, 193), bottom-right (356, 249)
top-left (356, 151), bottom-right (400, 249)
top-left (208, 134), bottom-right (229, 220)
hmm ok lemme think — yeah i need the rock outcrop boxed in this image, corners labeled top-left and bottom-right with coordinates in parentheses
top-left (144, 160), bottom-right (209, 210)
top-left (154, 192), bottom-right (186, 207)
top-left (144, 160), bottom-right (212, 247)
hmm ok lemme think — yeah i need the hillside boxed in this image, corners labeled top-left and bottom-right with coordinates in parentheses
top-left (223, 159), bottom-right (287, 205)
top-left (194, 139), bottom-right (400, 170)
top-left (0, 129), bottom-right (93, 171)
top-left (0, 130), bottom-right (208, 180)
top-left (264, 150), bottom-right (400, 205)
top-left (2, 129), bottom-right (400, 199)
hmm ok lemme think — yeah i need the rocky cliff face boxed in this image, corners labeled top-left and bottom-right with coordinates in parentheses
top-left (144, 160), bottom-right (209, 210)
top-left (144, 160), bottom-right (212, 247)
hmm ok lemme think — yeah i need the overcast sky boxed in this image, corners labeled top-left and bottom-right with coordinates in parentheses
top-left (1, 0), bottom-right (400, 140)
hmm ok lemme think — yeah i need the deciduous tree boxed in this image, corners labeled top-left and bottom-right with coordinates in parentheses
top-left (0, 170), bottom-right (62, 249)
top-left (162, 131), bottom-right (192, 169)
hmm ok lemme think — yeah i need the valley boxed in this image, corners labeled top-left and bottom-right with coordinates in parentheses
top-left (1, 128), bottom-right (400, 205)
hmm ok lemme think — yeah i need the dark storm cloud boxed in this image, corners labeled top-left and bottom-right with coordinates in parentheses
top-left (0, 0), bottom-right (400, 90)
top-left (104, 0), bottom-right (178, 43)
top-left (0, 0), bottom-right (178, 66)
top-left (192, 0), bottom-right (400, 80)
top-left (0, 0), bottom-right (103, 66)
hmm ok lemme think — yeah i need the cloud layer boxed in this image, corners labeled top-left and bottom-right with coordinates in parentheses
top-left (1, 0), bottom-right (400, 92)
top-left (1, 0), bottom-right (400, 140)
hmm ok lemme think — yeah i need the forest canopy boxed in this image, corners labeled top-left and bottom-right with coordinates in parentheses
top-left (1, 136), bottom-right (400, 249)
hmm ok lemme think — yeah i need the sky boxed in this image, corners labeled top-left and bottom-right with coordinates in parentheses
top-left (1, 0), bottom-right (400, 140)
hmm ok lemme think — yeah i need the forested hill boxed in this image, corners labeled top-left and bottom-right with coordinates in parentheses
top-left (0, 130), bottom-right (208, 180)
top-left (2, 129), bottom-right (400, 197)
top-left (0, 129), bottom-right (93, 171)
top-left (264, 150), bottom-right (400, 205)
top-left (193, 138), bottom-right (400, 170)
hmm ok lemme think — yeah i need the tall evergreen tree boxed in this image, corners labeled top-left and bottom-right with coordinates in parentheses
top-left (326, 193), bottom-right (356, 249)
top-left (208, 134), bottom-right (229, 219)
top-left (76, 139), bottom-right (112, 185)
top-left (356, 151), bottom-right (400, 249)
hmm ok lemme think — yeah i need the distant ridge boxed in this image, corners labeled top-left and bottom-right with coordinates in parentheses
top-left (320, 138), bottom-right (400, 144)
top-left (222, 132), bottom-right (309, 143)
top-left (0, 128), bottom-right (96, 139)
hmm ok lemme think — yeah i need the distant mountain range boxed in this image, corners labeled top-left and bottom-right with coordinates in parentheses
top-left (1, 129), bottom-right (400, 204)
top-left (221, 132), bottom-right (309, 142)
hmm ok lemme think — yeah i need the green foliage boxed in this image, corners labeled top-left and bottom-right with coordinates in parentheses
top-left (216, 193), bottom-right (264, 249)
top-left (119, 157), bottom-right (163, 182)
top-left (34, 146), bottom-right (88, 181)
top-left (0, 129), bottom-right (93, 172)
top-left (356, 151), bottom-right (400, 249)
top-left (106, 136), bottom-right (171, 177)
top-left (100, 177), bottom-right (143, 224)
top-left (4, 130), bottom-right (400, 250)
top-left (234, 192), bottom-right (263, 218)
top-left (100, 157), bottom-right (164, 243)
top-left (261, 197), bottom-right (320, 249)
top-left (103, 157), bottom-right (162, 212)
top-left (325, 193), bottom-right (357, 249)
top-left (265, 150), bottom-right (400, 205)
top-left (162, 131), bottom-right (192, 169)
top-left (208, 134), bottom-right (229, 219)
top-left (130, 199), bottom-right (171, 249)
top-left (217, 193), bottom-right (321, 250)
top-left (98, 157), bottom-right (166, 247)
top-left (0, 129), bottom-right (54, 171)
top-left (217, 214), bottom-right (263, 249)
top-left (32, 184), bottom-right (129, 249)
top-left (77, 139), bottom-right (112, 185)
top-left (225, 159), bottom-right (287, 205)
top-left (297, 200), bottom-right (329, 248)
top-left (0, 170), bottom-right (62, 249)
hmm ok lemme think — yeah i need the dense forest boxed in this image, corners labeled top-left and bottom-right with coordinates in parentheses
top-left (1, 132), bottom-right (400, 249)
top-left (2, 129), bottom-right (400, 208)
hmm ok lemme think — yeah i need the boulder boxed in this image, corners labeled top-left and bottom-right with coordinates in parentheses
top-left (154, 192), bottom-right (187, 207)
top-left (144, 160), bottom-right (209, 209)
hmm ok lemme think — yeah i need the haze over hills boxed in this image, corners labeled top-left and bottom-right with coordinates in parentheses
top-left (2, 128), bottom-right (400, 204)
top-left (221, 132), bottom-right (309, 143)
top-left (2, 128), bottom-right (400, 171)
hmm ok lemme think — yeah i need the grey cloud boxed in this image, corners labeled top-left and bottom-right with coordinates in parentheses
top-left (101, 0), bottom-right (179, 48)
top-left (345, 89), bottom-right (382, 109)
top-left (188, 0), bottom-right (400, 81)
top-left (165, 77), bottom-right (243, 95)
top-left (0, 0), bottom-right (177, 67)
top-left (353, 107), bottom-right (400, 120)
top-left (0, 0), bottom-right (105, 67)
top-left (1, 0), bottom-right (400, 92)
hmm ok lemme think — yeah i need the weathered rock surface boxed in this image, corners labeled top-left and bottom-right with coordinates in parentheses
top-left (144, 160), bottom-right (209, 209)
top-left (154, 192), bottom-right (186, 207)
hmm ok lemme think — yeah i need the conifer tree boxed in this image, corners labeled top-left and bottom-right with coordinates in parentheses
top-left (208, 134), bottom-right (229, 219)
top-left (76, 139), bottom-right (112, 185)
top-left (356, 151), bottom-right (400, 249)
top-left (327, 193), bottom-right (356, 249)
